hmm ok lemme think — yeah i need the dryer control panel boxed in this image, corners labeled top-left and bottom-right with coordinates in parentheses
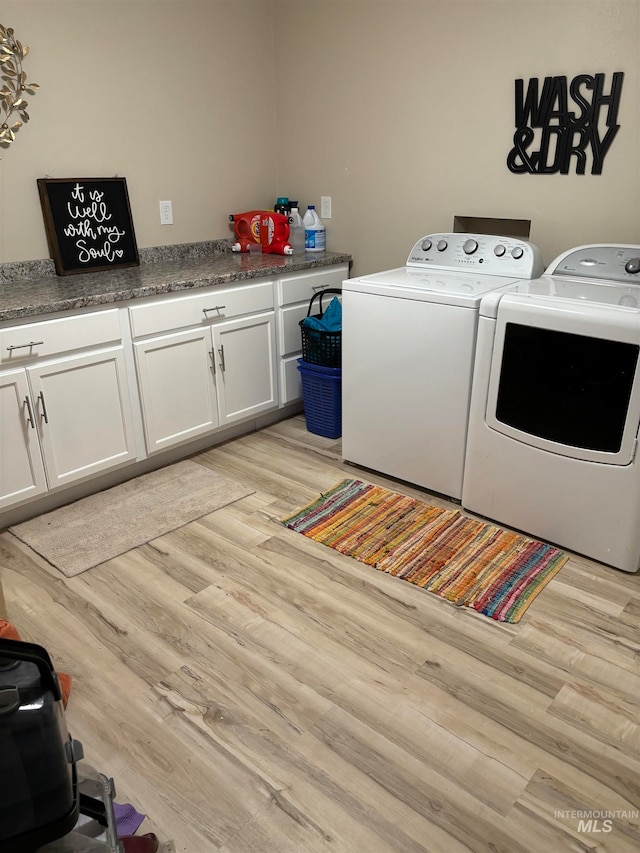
top-left (406, 233), bottom-right (544, 279)
top-left (548, 244), bottom-right (640, 284)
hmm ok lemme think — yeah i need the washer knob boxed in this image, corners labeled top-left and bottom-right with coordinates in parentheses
top-left (625, 257), bottom-right (640, 274)
top-left (511, 246), bottom-right (524, 260)
top-left (463, 239), bottom-right (478, 255)
top-left (421, 238), bottom-right (432, 252)
top-left (494, 244), bottom-right (506, 257)
top-left (437, 239), bottom-right (448, 252)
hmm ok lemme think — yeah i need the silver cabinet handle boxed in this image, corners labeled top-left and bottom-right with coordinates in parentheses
top-left (23, 396), bottom-right (36, 429)
top-left (208, 349), bottom-right (216, 375)
top-left (6, 340), bottom-right (44, 352)
top-left (202, 305), bottom-right (226, 314)
top-left (37, 391), bottom-right (49, 424)
top-left (218, 345), bottom-right (225, 372)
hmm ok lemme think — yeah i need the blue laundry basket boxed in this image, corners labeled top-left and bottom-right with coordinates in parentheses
top-left (297, 359), bottom-right (342, 439)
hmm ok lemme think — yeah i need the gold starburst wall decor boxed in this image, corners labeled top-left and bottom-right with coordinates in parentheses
top-left (0, 23), bottom-right (39, 153)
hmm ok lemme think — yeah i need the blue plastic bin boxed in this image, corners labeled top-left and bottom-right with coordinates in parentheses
top-left (297, 358), bottom-right (342, 439)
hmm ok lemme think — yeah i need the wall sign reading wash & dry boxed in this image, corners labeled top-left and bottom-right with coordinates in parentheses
top-left (507, 72), bottom-right (624, 175)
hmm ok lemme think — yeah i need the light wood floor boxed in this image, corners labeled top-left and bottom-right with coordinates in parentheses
top-left (1, 415), bottom-right (639, 852)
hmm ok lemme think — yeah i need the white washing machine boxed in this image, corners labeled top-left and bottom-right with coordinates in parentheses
top-left (462, 243), bottom-right (640, 573)
top-left (341, 232), bottom-right (544, 500)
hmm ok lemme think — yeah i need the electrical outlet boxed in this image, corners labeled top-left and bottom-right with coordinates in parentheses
top-left (320, 196), bottom-right (332, 219)
top-left (159, 200), bottom-right (173, 225)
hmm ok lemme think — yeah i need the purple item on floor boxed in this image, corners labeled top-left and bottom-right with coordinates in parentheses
top-left (114, 801), bottom-right (146, 837)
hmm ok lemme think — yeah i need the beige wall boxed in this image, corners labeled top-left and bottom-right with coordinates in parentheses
top-left (1, 1), bottom-right (638, 274)
top-left (0, 0), bottom-right (279, 263)
top-left (274, 0), bottom-right (640, 273)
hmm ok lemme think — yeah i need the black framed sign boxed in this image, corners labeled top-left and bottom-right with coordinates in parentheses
top-left (37, 177), bottom-right (139, 276)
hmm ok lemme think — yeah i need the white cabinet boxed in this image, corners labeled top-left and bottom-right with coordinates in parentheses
top-left (27, 347), bottom-right (136, 488)
top-left (275, 265), bottom-right (349, 405)
top-left (0, 309), bottom-right (136, 510)
top-left (131, 282), bottom-right (277, 455)
top-left (0, 368), bottom-right (48, 508)
top-left (133, 327), bottom-right (219, 453)
top-left (214, 312), bottom-right (277, 423)
top-left (0, 260), bottom-right (350, 516)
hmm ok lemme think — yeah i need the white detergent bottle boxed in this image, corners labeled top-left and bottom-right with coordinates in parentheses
top-left (303, 205), bottom-right (326, 252)
top-left (288, 207), bottom-right (306, 253)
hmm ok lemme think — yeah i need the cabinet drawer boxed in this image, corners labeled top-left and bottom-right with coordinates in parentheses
top-left (129, 281), bottom-right (273, 338)
top-left (1, 309), bottom-right (122, 364)
top-left (279, 265), bottom-right (348, 306)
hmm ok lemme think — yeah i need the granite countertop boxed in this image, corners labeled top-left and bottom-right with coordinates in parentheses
top-left (0, 240), bottom-right (352, 322)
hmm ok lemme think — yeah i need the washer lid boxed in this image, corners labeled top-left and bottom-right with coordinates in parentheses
top-left (343, 266), bottom-right (522, 308)
top-left (479, 274), bottom-right (640, 317)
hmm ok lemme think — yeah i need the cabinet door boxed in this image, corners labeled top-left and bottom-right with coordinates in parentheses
top-left (280, 303), bottom-right (309, 357)
top-left (280, 355), bottom-right (303, 406)
top-left (28, 346), bottom-right (136, 489)
top-left (134, 328), bottom-right (220, 454)
top-left (0, 369), bottom-right (48, 509)
top-left (212, 313), bottom-right (277, 425)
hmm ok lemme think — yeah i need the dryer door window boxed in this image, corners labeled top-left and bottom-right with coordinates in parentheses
top-left (485, 298), bottom-right (640, 465)
top-left (496, 323), bottom-right (638, 453)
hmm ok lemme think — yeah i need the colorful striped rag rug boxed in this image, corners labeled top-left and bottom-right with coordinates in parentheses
top-left (280, 479), bottom-right (569, 623)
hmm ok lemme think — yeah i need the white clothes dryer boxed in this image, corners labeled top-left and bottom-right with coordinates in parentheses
top-left (462, 243), bottom-right (640, 572)
top-left (341, 233), bottom-right (543, 500)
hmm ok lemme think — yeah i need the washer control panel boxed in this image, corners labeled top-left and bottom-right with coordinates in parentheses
top-left (548, 244), bottom-right (640, 284)
top-left (406, 233), bottom-right (544, 279)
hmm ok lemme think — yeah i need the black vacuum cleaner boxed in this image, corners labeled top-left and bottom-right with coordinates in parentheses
top-left (0, 637), bottom-right (83, 852)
